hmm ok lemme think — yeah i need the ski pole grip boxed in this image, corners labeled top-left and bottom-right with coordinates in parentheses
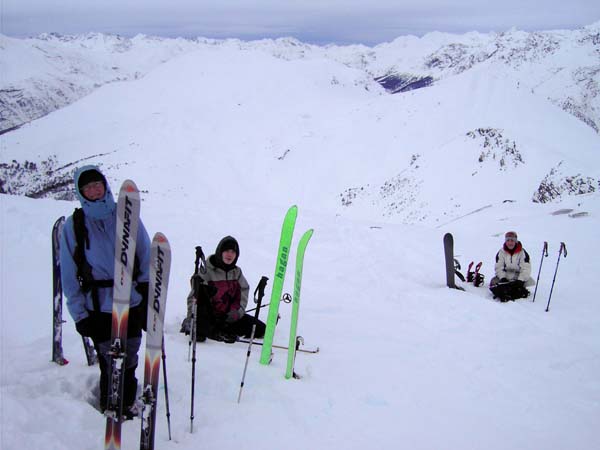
top-left (194, 246), bottom-right (207, 275)
top-left (543, 241), bottom-right (548, 256)
top-left (560, 242), bottom-right (567, 257)
top-left (194, 247), bottom-right (201, 275)
top-left (253, 276), bottom-right (269, 320)
top-left (255, 276), bottom-right (268, 303)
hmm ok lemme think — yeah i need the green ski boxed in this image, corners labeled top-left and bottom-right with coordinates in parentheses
top-left (260, 206), bottom-right (298, 365)
top-left (286, 229), bottom-right (313, 379)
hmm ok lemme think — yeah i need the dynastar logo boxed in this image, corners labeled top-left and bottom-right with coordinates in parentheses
top-left (120, 196), bottom-right (133, 267)
top-left (276, 246), bottom-right (289, 280)
top-left (153, 246), bottom-right (165, 314)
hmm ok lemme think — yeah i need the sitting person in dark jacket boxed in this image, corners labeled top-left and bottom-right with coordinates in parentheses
top-left (181, 236), bottom-right (265, 342)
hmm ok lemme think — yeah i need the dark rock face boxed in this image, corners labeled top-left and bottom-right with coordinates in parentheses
top-left (533, 162), bottom-right (599, 203)
top-left (374, 73), bottom-right (434, 93)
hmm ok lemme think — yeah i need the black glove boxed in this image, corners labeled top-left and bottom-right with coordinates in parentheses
top-left (75, 317), bottom-right (95, 337)
top-left (135, 281), bottom-right (149, 302)
top-left (500, 278), bottom-right (509, 283)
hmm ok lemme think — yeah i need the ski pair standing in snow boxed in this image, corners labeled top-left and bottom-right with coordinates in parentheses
top-left (181, 236), bottom-right (266, 343)
top-left (60, 166), bottom-right (151, 418)
top-left (259, 205), bottom-right (315, 374)
top-left (489, 231), bottom-right (534, 301)
top-left (52, 216), bottom-right (97, 366)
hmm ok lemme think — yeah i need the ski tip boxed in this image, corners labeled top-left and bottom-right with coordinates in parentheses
top-left (153, 232), bottom-right (169, 243)
top-left (282, 205), bottom-right (299, 223)
top-left (121, 179), bottom-right (138, 192)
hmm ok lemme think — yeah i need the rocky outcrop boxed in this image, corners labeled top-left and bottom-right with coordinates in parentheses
top-left (533, 162), bottom-right (599, 203)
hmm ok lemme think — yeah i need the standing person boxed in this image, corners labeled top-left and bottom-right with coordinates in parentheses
top-left (181, 236), bottom-right (265, 343)
top-left (489, 231), bottom-right (534, 301)
top-left (60, 165), bottom-right (151, 417)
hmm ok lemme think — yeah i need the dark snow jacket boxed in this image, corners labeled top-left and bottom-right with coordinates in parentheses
top-left (186, 236), bottom-right (249, 324)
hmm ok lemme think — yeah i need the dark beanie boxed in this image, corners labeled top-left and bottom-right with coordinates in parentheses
top-left (78, 169), bottom-right (105, 190)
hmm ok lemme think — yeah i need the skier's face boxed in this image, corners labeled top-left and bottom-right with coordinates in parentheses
top-left (505, 237), bottom-right (517, 249)
top-left (222, 249), bottom-right (237, 265)
top-left (81, 181), bottom-right (105, 201)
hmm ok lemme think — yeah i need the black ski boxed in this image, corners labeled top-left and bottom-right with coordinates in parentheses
top-left (52, 216), bottom-right (69, 366)
top-left (443, 233), bottom-right (464, 290)
top-left (53, 216), bottom-right (97, 366)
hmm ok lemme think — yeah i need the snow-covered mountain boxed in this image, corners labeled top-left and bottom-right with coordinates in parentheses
top-left (2, 23), bottom-right (599, 135)
top-left (2, 25), bottom-right (599, 226)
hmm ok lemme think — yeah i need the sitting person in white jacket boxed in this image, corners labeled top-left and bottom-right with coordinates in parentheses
top-left (489, 231), bottom-right (534, 301)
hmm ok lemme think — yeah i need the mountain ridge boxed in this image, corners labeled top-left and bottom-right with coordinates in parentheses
top-left (1, 24), bottom-right (598, 133)
top-left (1, 26), bottom-right (599, 226)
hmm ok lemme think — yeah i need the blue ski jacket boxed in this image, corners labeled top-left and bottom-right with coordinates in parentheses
top-left (60, 165), bottom-right (151, 323)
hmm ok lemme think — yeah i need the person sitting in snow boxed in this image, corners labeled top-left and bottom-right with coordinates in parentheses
top-left (489, 231), bottom-right (534, 301)
top-left (180, 236), bottom-right (266, 343)
top-left (60, 166), bottom-right (151, 418)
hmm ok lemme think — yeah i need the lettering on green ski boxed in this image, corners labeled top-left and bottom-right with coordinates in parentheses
top-left (260, 206), bottom-right (298, 365)
top-left (286, 229), bottom-right (313, 379)
top-left (276, 246), bottom-right (289, 280)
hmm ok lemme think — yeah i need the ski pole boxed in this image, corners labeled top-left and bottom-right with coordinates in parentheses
top-left (190, 246), bottom-right (206, 433)
top-left (238, 276), bottom-right (268, 404)
top-left (161, 337), bottom-right (172, 440)
top-left (189, 297), bottom-right (197, 433)
top-left (246, 302), bottom-right (270, 314)
top-left (236, 338), bottom-right (320, 354)
top-left (188, 248), bottom-right (202, 362)
top-left (532, 241), bottom-right (548, 302)
top-left (545, 242), bottom-right (567, 312)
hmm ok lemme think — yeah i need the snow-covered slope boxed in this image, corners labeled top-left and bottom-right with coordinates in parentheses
top-left (1, 186), bottom-right (599, 450)
top-left (1, 31), bottom-right (599, 225)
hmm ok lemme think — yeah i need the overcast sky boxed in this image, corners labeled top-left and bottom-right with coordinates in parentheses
top-left (2, 0), bottom-right (600, 45)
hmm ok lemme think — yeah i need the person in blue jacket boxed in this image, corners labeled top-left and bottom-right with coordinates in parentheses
top-left (60, 165), bottom-right (151, 418)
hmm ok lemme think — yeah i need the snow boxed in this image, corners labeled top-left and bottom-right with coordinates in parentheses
top-left (1, 29), bottom-right (600, 450)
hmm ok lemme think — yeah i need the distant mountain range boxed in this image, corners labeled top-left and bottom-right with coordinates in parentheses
top-left (2, 24), bottom-right (599, 135)
top-left (1, 24), bottom-right (599, 225)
